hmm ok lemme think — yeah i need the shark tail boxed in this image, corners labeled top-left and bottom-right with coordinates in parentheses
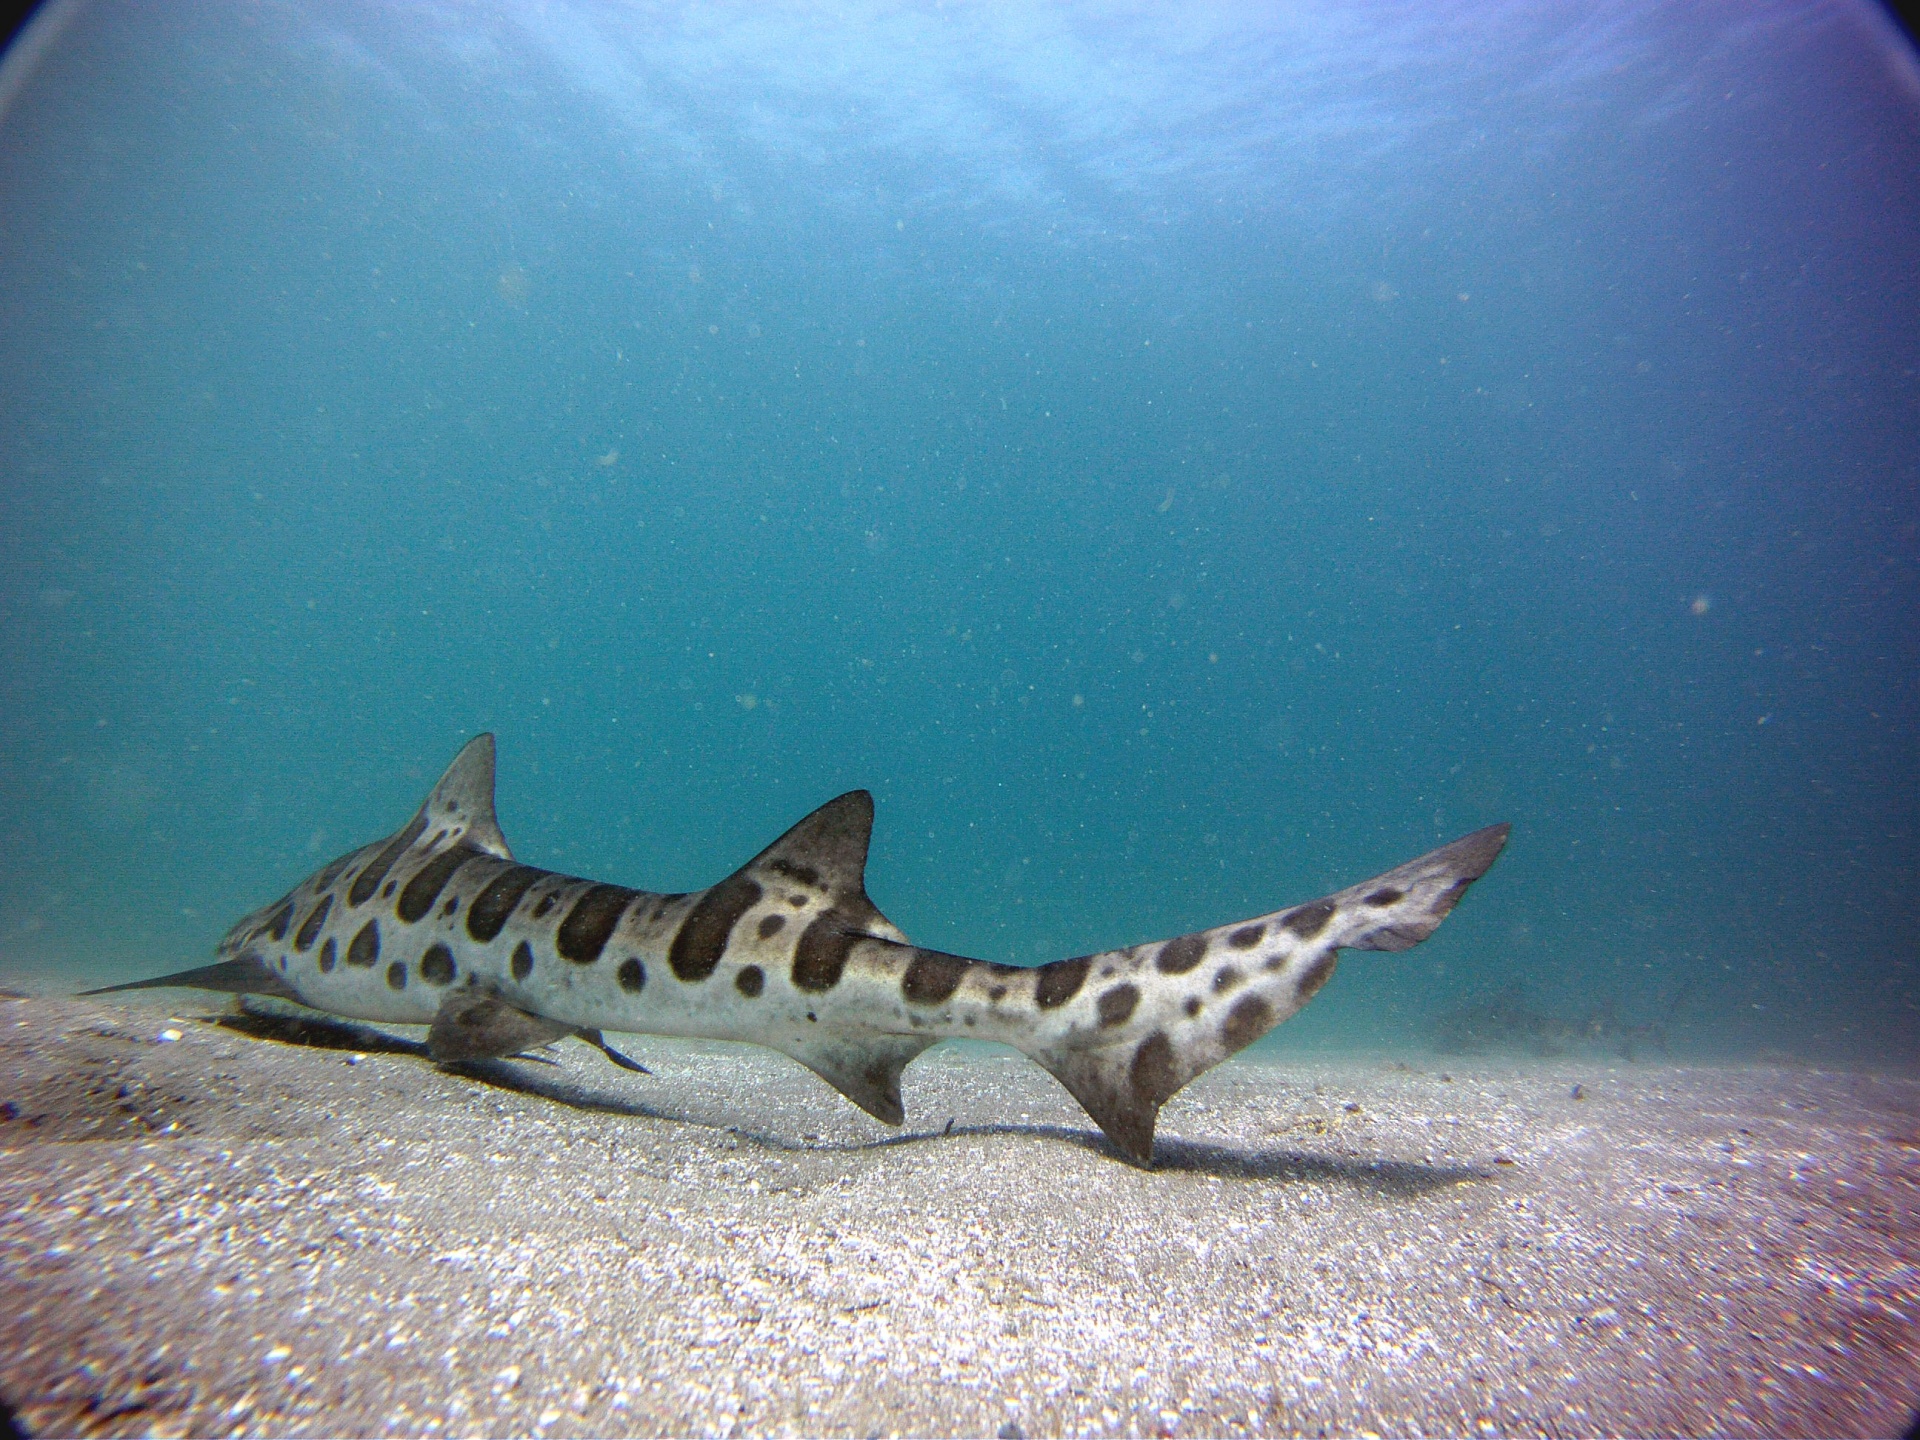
top-left (1025, 823), bottom-right (1511, 1165)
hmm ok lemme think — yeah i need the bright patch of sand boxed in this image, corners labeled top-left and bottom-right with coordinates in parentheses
top-left (1, 995), bottom-right (1915, 1437)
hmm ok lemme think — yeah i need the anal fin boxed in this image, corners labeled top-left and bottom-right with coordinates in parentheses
top-left (777, 1033), bottom-right (936, 1127)
top-left (1035, 1043), bottom-right (1176, 1167)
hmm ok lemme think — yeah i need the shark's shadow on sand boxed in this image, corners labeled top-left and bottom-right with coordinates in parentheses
top-left (215, 1005), bottom-right (433, 1059)
top-left (210, 1004), bottom-right (1491, 1194)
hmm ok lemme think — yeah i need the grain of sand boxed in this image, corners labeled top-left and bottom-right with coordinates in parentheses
top-left (1, 995), bottom-right (1915, 1438)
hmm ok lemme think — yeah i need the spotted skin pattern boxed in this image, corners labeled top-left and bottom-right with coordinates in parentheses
top-left (87, 735), bottom-right (1510, 1165)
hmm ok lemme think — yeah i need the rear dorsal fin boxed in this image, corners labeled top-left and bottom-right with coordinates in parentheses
top-left (738, 789), bottom-right (907, 944)
top-left (414, 734), bottom-right (513, 860)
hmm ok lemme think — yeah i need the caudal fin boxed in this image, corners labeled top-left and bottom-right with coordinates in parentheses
top-left (1028, 823), bottom-right (1511, 1164)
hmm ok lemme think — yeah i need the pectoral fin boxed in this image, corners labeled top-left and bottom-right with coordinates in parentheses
top-left (80, 955), bottom-right (304, 1003)
top-left (426, 990), bottom-right (573, 1063)
top-left (426, 992), bottom-right (652, 1075)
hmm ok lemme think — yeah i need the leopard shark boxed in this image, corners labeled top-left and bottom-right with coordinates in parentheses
top-left (88, 735), bottom-right (1510, 1164)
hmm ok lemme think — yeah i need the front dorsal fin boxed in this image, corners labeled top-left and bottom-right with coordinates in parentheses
top-left (739, 790), bottom-right (907, 943)
top-left (415, 734), bottom-right (513, 860)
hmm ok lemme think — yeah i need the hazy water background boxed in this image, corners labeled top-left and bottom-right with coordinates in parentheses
top-left (0, 0), bottom-right (1914, 1068)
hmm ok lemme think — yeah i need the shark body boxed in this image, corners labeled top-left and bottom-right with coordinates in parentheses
top-left (91, 735), bottom-right (1509, 1164)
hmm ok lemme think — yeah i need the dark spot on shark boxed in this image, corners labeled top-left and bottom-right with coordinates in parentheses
top-left (1130, 1031), bottom-right (1179, 1106)
top-left (1365, 887), bottom-right (1404, 907)
top-left (768, 858), bottom-right (820, 886)
top-left (442, 897), bottom-right (458, 917)
top-left (347, 919), bottom-right (380, 967)
top-left (758, 913), bottom-right (787, 940)
top-left (318, 937), bottom-right (337, 973)
top-left (397, 844), bottom-right (479, 924)
top-left (1183, 996), bottom-right (1202, 1017)
top-left (294, 895), bottom-right (333, 952)
top-left (1296, 950), bottom-right (1338, 1000)
top-left (265, 901), bottom-right (294, 943)
top-left (1035, 955), bottom-right (1091, 1009)
top-left (1156, 933), bottom-right (1207, 974)
top-left (788, 893), bottom-right (808, 907)
top-left (420, 944), bottom-right (456, 986)
top-left (558, 885), bottom-right (633, 964)
top-left (312, 854), bottom-right (354, 892)
top-left (1283, 900), bottom-right (1336, 940)
top-left (1222, 993), bottom-right (1272, 1053)
top-left (382, 883), bottom-right (396, 898)
top-left (618, 957), bottom-right (647, 993)
top-left (1098, 983), bottom-right (1140, 1028)
top-left (533, 893), bottom-right (558, 919)
top-left (511, 941), bottom-right (534, 981)
top-left (670, 874), bottom-right (764, 983)
top-left (792, 910), bottom-right (857, 992)
top-left (903, 952), bottom-right (969, 1005)
top-left (1228, 923), bottom-right (1264, 950)
top-left (467, 866), bottom-right (542, 943)
top-left (735, 964), bottom-right (764, 998)
top-left (988, 985), bottom-right (1008, 1003)
top-left (386, 961), bottom-right (407, 991)
top-left (1212, 966), bottom-right (1243, 994)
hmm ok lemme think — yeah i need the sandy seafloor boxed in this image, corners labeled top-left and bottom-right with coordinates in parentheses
top-left (0, 993), bottom-right (1915, 1439)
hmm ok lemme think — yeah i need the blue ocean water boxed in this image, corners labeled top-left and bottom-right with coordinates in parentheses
top-left (0, 0), bottom-right (1913, 1069)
